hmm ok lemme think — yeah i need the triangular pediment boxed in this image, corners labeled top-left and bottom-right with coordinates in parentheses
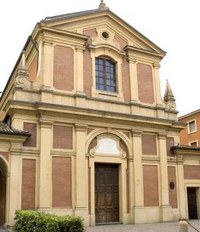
top-left (40, 7), bottom-right (166, 58)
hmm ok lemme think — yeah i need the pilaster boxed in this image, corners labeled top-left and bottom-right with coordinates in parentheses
top-left (158, 133), bottom-right (172, 221)
top-left (176, 156), bottom-right (187, 218)
top-left (128, 57), bottom-right (139, 103)
top-left (41, 40), bottom-right (54, 102)
top-left (7, 151), bottom-right (21, 226)
top-left (38, 120), bottom-right (53, 209)
top-left (75, 46), bottom-right (85, 96)
top-left (132, 130), bottom-right (144, 223)
top-left (153, 63), bottom-right (164, 107)
top-left (74, 124), bottom-right (89, 225)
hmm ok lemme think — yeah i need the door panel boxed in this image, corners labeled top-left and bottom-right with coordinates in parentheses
top-left (95, 163), bottom-right (119, 224)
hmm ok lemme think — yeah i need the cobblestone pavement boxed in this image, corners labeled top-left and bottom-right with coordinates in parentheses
top-left (86, 220), bottom-right (200, 232)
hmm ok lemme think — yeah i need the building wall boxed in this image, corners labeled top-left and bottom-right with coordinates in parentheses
top-left (0, 6), bottom-right (196, 228)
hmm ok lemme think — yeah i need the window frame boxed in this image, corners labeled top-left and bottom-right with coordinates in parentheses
top-left (95, 57), bottom-right (117, 93)
top-left (188, 120), bottom-right (197, 134)
top-left (189, 140), bottom-right (198, 147)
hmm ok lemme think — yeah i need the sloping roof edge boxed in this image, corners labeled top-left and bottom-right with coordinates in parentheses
top-left (0, 122), bottom-right (30, 136)
top-left (171, 145), bottom-right (200, 152)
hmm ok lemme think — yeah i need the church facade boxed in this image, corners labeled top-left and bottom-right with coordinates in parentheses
top-left (1, 2), bottom-right (200, 228)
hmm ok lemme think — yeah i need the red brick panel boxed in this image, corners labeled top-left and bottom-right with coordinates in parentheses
top-left (122, 56), bottom-right (131, 102)
top-left (52, 157), bottom-right (72, 207)
top-left (28, 55), bottom-right (38, 81)
top-left (53, 125), bottom-right (73, 149)
top-left (143, 165), bottom-right (159, 206)
top-left (184, 165), bottom-right (200, 179)
top-left (168, 166), bottom-right (177, 208)
top-left (53, 45), bottom-right (74, 91)
top-left (166, 137), bottom-right (174, 156)
top-left (142, 134), bottom-right (157, 155)
top-left (21, 159), bottom-right (36, 209)
top-left (83, 49), bottom-right (92, 96)
top-left (83, 28), bottom-right (97, 38)
top-left (23, 123), bottom-right (37, 147)
top-left (114, 34), bottom-right (128, 49)
top-left (137, 63), bottom-right (154, 104)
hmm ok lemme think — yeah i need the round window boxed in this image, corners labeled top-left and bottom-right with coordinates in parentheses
top-left (102, 31), bottom-right (109, 39)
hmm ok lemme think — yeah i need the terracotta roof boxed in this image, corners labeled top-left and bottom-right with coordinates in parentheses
top-left (171, 145), bottom-right (200, 152)
top-left (0, 122), bottom-right (30, 136)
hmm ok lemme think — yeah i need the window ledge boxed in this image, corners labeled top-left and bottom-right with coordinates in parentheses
top-left (98, 91), bottom-right (118, 97)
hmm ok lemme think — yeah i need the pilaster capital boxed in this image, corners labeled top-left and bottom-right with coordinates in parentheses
top-left (131, 130), bottom-right (142, 138)
top-left (153, 62), bottom-right (161, 69)
top-left (39, 120), bottom-right (53, 129)
top-left (158, 132), bottom-right (167, 140)
top-left (43, 38), bottom-right (54, 46)
top-left (76, 45), bottom-right (85, 52)
top-left (128, 56), bottom-right (137, 64)
top-left (75, 124), bottom-right (87, 132)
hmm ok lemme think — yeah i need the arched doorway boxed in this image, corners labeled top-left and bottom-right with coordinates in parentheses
top-left (0, 158), bottom-right (7, 226)
top-left (87, 133), bottom-right (130, 225)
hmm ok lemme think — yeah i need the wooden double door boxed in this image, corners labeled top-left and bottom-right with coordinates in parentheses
top-left (95, 163), bottom-right (119, 224)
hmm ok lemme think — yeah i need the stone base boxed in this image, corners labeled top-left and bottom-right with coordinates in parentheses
top-left (75, 208), bottom-right (89, 226)
top-left (160, 205), bottom-right (173, 222)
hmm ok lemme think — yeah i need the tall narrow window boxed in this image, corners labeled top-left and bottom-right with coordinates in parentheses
top-left (188, 120), bottom-right (196, 133)
top-left (95, 57), bottom-right (116, 92)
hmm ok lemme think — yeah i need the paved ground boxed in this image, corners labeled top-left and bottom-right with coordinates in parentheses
top-left (1, 220), bottom-right (199, 231)
top-left (86, 220), bottom-right (200, 232)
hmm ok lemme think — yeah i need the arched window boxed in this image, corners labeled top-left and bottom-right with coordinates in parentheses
top-left (95, 57), bottom-right (116, 92)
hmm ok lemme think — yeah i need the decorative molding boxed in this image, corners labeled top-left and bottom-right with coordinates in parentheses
top-left (75, 124), bottom-right (87, 132)
top-left (89, 135), bottom-right (126, 159)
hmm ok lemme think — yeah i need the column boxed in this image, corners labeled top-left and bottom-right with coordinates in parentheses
top-left (75, 124), bottom-right (89, 225)
top-left (158, 133), bottom-right (172, 221)
top-left (132, 130), bottom-right (144, 223)
top-left (38, 120), bottom-right (52, 209)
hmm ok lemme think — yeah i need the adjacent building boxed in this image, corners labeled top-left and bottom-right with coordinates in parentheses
top-left (1, 1), bottom-right (200, 228)
top-left (179, 109), bottom-right (200, 146)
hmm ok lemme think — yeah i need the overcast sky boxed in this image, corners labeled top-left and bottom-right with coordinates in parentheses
top-left (0, 0), bottom-right (199, 116)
